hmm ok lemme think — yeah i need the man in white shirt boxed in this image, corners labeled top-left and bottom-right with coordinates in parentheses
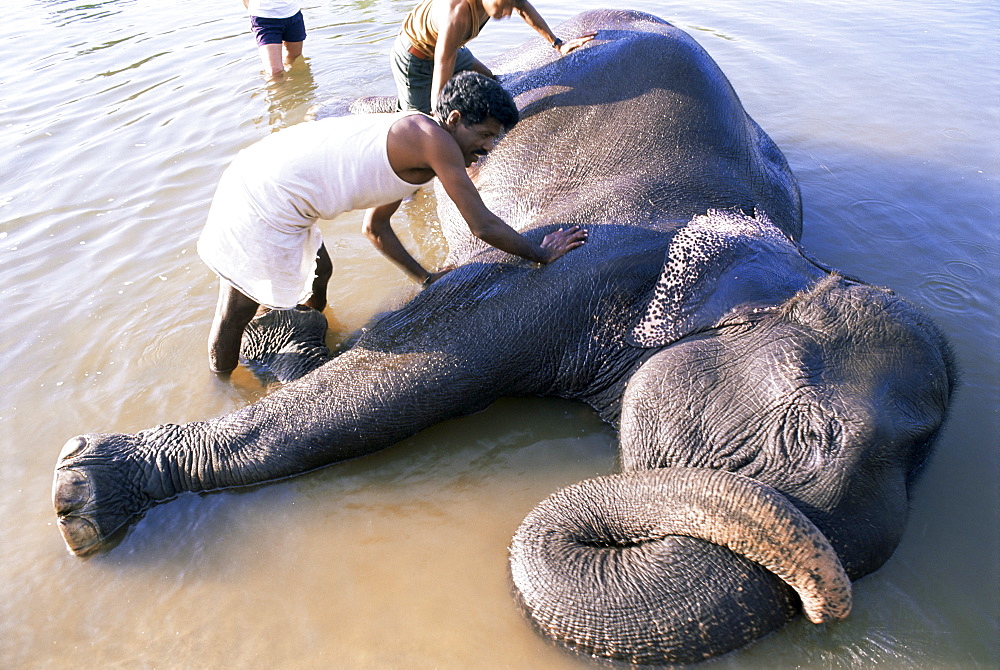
top-left (199, 72), bottom-right (587, 373)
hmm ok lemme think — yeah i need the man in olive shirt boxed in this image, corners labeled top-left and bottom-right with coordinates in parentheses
top-left (392, 0), bottom-right (595, 112)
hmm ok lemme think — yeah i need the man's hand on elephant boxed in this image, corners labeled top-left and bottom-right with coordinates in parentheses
top-left (422, 266), bottom-right (455, 287)
top-left (555, 32), bottom-right (597, 56)
top-left (540, 225), bottom-right (588, 263)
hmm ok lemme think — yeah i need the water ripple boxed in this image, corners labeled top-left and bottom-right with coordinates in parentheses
top-left (846, 198), bottom-right (928, 242)
top-left (38, 0), bottom-right (128, 28)
top-left (943, 258), bottom-right (986, 282)
top-left (915, 272), bottom-right (975, 314)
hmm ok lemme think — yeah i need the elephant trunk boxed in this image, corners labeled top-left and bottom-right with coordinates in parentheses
top-left (509, 467), bottom-right (851, 663)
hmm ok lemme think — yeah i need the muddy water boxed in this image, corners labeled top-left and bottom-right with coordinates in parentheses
top-left (1, 1), bottom-right (996, 667)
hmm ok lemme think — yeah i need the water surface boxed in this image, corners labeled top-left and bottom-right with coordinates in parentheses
top-left (1, 1), bottom-right (997, 667)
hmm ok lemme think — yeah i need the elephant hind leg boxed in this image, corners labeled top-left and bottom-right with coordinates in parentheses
top-left (239, 306), bottom-right (333, 385)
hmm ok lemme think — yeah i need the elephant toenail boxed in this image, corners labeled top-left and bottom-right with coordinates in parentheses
top-left (58, 436), bottom-right (89, 461)
top-left (52, 468), bottom-right (93, 515)
top-left (56, 514), bottom-right (102, 557)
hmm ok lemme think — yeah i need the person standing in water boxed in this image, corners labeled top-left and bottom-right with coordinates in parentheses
top-left (244, 0), bottom-right (306, 78)
top-left (198, 72), bottom-right (587, 373)
top-left (392, 0), bottom-right (596, 113)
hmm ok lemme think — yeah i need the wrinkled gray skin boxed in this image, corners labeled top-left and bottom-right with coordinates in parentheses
top-left (53, 10), bottom-right (955, 665)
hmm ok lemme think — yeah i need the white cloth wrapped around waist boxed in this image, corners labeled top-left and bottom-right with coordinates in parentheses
top-left (198, 112), bottom-right (424, 309)
top-left (198, 167), bottom-right (323, 308)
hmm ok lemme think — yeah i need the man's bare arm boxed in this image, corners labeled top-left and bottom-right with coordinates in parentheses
top-left (431, 0), bottom-right (475, 110)
top-left (423, 127), bottom-right (586, 263)
top-left (515, 2), bottom-right (596, 54)
top-left (363, 201), bottom-right (434, 282)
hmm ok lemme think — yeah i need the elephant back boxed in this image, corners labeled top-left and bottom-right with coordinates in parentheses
top-left (435, 9), bottom-right (801, 266)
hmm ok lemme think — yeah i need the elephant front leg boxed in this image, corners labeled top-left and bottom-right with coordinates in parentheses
top-left (53, 348), bottom-right (509, 557)
top-left (53, 417), bottom-right (231, 557)
top-left (52, 431), bottom-right (170, 557)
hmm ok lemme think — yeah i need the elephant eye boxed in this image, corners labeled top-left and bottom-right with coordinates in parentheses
top-left (808, 420), bottom-right (841, 454)
top-left (790, 410), bottom-right (842, 466)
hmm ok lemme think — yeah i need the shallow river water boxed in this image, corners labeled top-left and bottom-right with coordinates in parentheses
top-left (1, 0), bottom-right (997, 668)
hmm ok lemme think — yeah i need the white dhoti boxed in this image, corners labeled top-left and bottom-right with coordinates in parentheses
top-left (198, 167), bottom-right (324, 309)
top-left (198, 111), bottom-right (425, 309)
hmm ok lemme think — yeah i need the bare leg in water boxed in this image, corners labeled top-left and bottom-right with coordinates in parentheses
top-left (207, 284), bottom-right (259, 373)
top-left (206, 244), bottom-right (332, 373)
top-left (302, 243), bottom-right (332, 311)
top-left (257, 40), bottom-right (303, 78)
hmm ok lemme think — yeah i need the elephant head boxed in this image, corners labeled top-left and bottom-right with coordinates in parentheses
top-left (52, 9), bottom-right (955, 665)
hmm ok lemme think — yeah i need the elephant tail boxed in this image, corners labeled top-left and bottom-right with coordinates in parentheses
top-left (509, 467), bottom-right (851, 664)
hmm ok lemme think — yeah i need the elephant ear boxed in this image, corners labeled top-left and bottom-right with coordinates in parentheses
top-left (628, 209), bottom-right (826, 348)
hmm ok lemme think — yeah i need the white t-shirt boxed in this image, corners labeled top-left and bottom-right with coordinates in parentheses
top-left (198, 112), bottom-right (426, 308)
top-left (246, 0), bottom-right (300, 19)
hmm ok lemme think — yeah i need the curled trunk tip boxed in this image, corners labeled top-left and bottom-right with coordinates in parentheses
top-left (510, 467), bottom-right (851, 662)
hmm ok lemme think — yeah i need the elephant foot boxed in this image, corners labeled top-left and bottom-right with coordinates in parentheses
top-left (52, 434), bottom-right (152, 557)
top-left (240, 306), bottom-right (333, 384)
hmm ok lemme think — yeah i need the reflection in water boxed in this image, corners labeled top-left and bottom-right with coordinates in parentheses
top-left (255, 58), bottom-right (319, 130)
top-left (74, 34), bottom-right (139, 57)
top-left (39, 0), bottom-right (132, 27)
top-left (688, 24), bottom-right (737, 41)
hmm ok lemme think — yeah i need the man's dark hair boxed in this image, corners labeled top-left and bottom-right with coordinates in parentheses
top-left (434, 71), bottom-right (520, 132)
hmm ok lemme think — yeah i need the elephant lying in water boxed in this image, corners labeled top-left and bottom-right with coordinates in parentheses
top-left (52, 9), bottom-right (955, 665)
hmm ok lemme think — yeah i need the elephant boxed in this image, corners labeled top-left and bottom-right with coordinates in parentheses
top-left (52, 9), bottom-right (955, 666)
